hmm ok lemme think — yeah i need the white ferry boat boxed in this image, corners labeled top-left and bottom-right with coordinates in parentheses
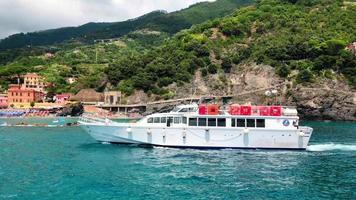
top-left (79, 104), bottom-right (313, 150)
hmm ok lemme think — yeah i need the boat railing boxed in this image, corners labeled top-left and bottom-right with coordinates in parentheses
top-left (79, 114), bottom-right (111, 124)
top-left (216, 106), bottom-right (298, 117)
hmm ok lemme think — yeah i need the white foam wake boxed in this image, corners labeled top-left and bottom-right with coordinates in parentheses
top-left (307, 143), bottom-right (356, 152)
top-left (101, 141), bottom-right (111, 145)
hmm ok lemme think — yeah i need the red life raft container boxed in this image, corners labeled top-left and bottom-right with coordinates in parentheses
top-left (240, 105), bottom-right (252, 115)
top-left (207, 104), bottom-right (219, 115)
top-left (198, 104), bottom-right (207, 115)
top-left (269, 106), bottom-right (282, 116)
top-left (259, 106), bottom-right (269, 116)
top-left (229, 104), bottom-right (240, 115)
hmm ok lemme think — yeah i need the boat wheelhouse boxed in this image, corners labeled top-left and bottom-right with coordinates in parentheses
top-left (79, 104), bottom-right (313, 150)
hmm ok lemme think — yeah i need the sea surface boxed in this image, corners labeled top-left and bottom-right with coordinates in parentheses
top-left (0, 121), bottom-right (355, 200)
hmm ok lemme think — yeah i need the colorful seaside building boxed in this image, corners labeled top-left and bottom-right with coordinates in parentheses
top-left (22, 73), bottom-right (47, 92)
top-left (55, 93), bottom-right (72, 104)
top-left (346, 42), bottom-right (356, 54)
top-left (7, 84), bottom-right (44, 106)
top-left (0, 93), bottom-right (8, 108)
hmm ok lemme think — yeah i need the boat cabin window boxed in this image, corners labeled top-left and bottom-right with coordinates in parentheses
top-left (154, 117), bottom-right (160, 123)
top-left (174, 117), bottom-right (181, 124)
top-left (198, 118), bottom-right (207, 126)
top-left (147, 118), bottom-right (153, 123)
top-left (208, 118), bottom-right (216, 127)
top-left (171, 107), bottom-right (180, 112)
top-left (160, 117), bottom-right (166, 123)
top-left (231, 118), bottom-right (236, 127)
top-left (179, 108), bottom-right (189, 112)
top-left (236, 119), bottom-right (245, 127)
top-left (217, 118), bottom-right (226, 127)
top-left (256, 119), bottom-right (265, 128)
top-left (247, 119), bottom-right (255, 127)
top-left (182, 117), bottom-right (187, 124)
top-left (189, 107), bottom-right (197, 112)
top-left (189, 118), bottom-right (197, 126)
top-left (231, 118), bottom-right (265, 128)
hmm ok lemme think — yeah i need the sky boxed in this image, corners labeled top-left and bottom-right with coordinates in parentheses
top-left (0, 0), bottom-right (214, 39)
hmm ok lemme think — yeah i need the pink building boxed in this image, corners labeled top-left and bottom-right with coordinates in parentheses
top-left (55, 93), bottom-right (72, 104)
top-left (346, 42), bottom-right (356, 54)
top-left (0, 94), bottom-right (8, 108)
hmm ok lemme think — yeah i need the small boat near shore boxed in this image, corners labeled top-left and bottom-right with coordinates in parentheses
top-left (79, 104), bottom-right (313, 150)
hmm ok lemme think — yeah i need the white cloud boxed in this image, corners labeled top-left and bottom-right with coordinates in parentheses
top-left (0, 0), bottom-right (214, 39)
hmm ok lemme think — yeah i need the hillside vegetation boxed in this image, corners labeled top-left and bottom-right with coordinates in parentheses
top-left (0, 0), bottom-right (355, 100)
top-left (0, 0), bottom-right (252, 51)
top-left (104, 0), bottom-right (356, 96)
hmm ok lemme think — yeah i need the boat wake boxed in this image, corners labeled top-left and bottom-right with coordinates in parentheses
top-left (101, 142), bottom-right (111, 145)
top-left (307, 143), bottom-right (356, 152)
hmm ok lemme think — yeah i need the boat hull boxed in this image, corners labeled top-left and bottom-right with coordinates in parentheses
top-left (80, 122), bottom-right (313, 150)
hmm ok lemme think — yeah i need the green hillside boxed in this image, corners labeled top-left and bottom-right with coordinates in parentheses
top-left (103, 0), bottom-right (356, 96)
top-left (0, 0), bottom-right (252, 51)
top-left (0, 0), bottom-right (355, 97)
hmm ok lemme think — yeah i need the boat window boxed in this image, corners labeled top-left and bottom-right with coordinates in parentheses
top-left (147, 118), bottom-right (153, 123)
top-left (208, 118), bottom-right (216, 127)
top-left (171, 107), bottom-right (180, 112)
top-left (174, 117), bottom-right (181, 124)
top-left (189, 107), bottom-right (197, 112)
top-left (160, 117), bottom-right (166, 123)
top-left (236, 119), bottom-right (245, 127)
top-left (247, 119), bottom-right (255, 127)
top-left (256, 119), bottom-right (265, 128)
top-left (231, 118), bottom-right (236, 127)
top-left (217, 118), bottom-right (226, 127)
top-left (198, 118), bottom-right (207, 126)
top-left (189, 118), bottom-right (197, 126)
top-left (182, 117), bottom-right (187, 124)
top-left (179, 108), bottom-right (188, 112)
top-left (167, 117), bottom-right (173, 123)
top-left (154, 117), bottom-right (160, 123)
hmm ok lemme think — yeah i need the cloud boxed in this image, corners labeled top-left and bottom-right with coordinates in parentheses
top-left (0, 0), bottom-right (213, 39)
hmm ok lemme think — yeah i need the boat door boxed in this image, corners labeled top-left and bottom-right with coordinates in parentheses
top-left (166, 117), bottom-right (173, 127)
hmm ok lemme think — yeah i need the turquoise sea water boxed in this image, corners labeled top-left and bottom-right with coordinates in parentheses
top-left (0, 121), bottom-right (355, 199)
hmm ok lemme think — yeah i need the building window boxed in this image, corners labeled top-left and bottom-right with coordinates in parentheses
top-left (189, 118), bottom-right (197, 126)
top-left (208, 118), bottom-right (216, 127)
top-left (236, 119), bottom-right (245, 127)
top-left (247, 119), bottom-right (255, 127)
top-left (217, 118), bottom-right (226, 127)
top-left (256, 119), bottom-right (265, 128)
top-left (198, 118), bottom-right (207, 126)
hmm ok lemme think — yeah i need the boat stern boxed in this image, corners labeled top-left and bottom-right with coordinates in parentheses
top-left (298, 126), bottom-right (313, 149)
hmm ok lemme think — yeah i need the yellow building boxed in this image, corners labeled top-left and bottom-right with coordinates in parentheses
top-left (22, 73), bottom-right (46, 92)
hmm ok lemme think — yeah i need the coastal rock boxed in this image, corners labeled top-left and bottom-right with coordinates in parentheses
top-left (290, 87), bottom-right (356, 121)
top-left (57, 103), bottom-right (84, 117)
top-left (126, 63), bottom-right (356, 121)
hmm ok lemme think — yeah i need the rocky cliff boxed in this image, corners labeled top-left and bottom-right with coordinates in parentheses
top-left (124, 63), bottom-right (356, 121)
